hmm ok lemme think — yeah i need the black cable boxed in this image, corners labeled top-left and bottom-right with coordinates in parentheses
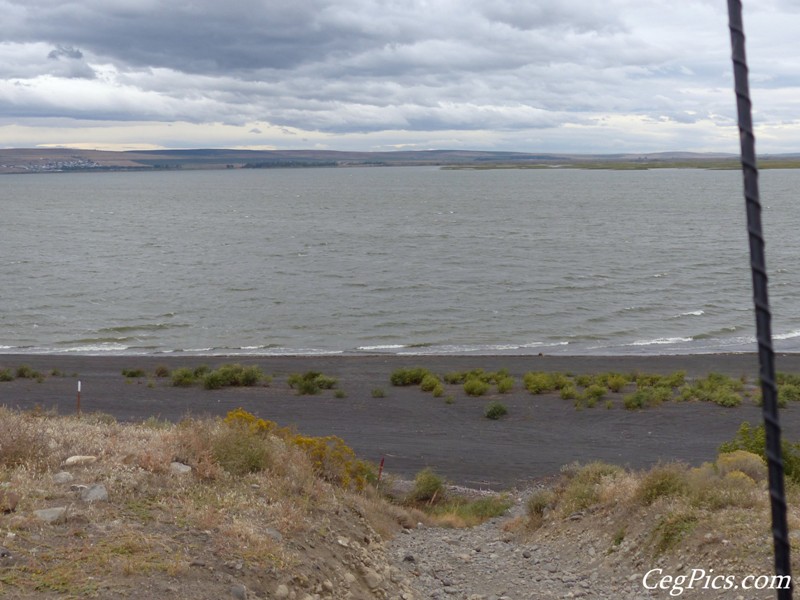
top-left (727, 1), bottom-right (792, 597)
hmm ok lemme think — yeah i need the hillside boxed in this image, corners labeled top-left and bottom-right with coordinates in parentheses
top-left (5, 147), bottom-right (798, 174)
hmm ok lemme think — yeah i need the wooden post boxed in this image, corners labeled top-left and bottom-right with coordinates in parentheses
top-left (76, 380), bottom-right (81, 416)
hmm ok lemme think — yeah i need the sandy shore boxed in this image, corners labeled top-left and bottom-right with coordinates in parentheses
top-left (2, 353), bottom-right (799, 489)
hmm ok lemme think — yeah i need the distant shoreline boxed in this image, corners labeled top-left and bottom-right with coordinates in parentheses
top-left (3, 146), bottom-right (800, 174)
top-left (2, 352), bottom-right (798, 488)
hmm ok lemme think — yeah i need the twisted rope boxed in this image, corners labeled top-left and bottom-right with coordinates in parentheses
top-left (727, 2), bottom-right (792, 596)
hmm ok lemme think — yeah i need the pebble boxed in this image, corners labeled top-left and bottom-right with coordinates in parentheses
top-left (64, 455), bottom-right (97, 467)
top-left (52, 471), bottom-right (74, 484)
top-left (33, 506), bottom-right (67, 524)
top-left (80, 483), bottom-right (109, 503)
top-left (386, 487), bottom-right (665, 599)
top-left (170, 461), bottom-right (192, 475)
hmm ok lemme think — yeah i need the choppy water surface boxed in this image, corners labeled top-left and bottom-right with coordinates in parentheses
top-left (2, 167), bottom-right (800, 356)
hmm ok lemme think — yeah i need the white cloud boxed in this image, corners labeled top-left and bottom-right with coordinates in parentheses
top-left (0, 0), bottom-right (797, 152)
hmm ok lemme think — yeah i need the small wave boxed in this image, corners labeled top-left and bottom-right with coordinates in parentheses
top-left (775, 330), bottom-right (800, 341)
top-left (358, 344), bottom-right (407, 351)
top-left (679, 310), bottom-right (705, 317)
top-left (55, 343), bottom-right (131, 353)
top-left (100, 323), bottom-right (189, 333)
top-left (57, 336), bottom-right (140, 345)
top-left (628, 337), bottom-right (693, 347)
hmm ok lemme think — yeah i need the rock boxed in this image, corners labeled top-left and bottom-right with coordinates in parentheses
top-left (52, 471), bottom-right (74, 484)
top-left (34, 506), bottom-right (67, 524)
top-left (275, 584), bottom-right (290, 598)
top-left (522, 551), bottom-right (531, 559)
top-left (403, 554), bottom-right (416, 563)
top-left (363, 568), bottom-right (384, 590)
top-left (230, 583), bottom-right (247, 599)
top-left (0, 547), bottom-right (11, 557)
top-left (344, 572), bottom-right (357, 585)
top-left (170, 462), bottom-right (192, 475)
top-left (0, 490), bottom-right (20, 513)
top-left (80, 484), bottom-right (108, 503)
top-left (64, 455), bottom-right (97, 467)
top-left (265, 527), bottom-right (283, 543)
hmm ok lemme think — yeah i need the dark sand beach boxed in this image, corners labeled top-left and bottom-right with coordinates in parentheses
top-left (2, 353), bottom-right (799, 489)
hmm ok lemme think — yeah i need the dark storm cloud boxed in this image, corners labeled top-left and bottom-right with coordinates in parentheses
top-left (47, 45), bottom-right (84, 60)
top-left (1, 0), bottom-right (798, 151)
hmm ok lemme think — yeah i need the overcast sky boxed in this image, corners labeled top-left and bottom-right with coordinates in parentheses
top-left (1, 0), bottom-right (798, 153)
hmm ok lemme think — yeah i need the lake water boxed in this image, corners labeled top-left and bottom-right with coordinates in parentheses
top-left (2, 166), bottom-right (799, 356)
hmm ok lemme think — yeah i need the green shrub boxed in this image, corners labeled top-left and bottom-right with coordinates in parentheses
top-left (171, 367), bottom-right (196, 387)
top-left (624, 390), bottom-right (647, 410)
top-left (623, 386), bottom-right (672, 410)
top-left (605, 373), bottom-right (629, 392)
top-left (408, 468), bottom-right (445, 503)
top-left (652, 511), bottom-right (697, 555)
top-left (121, 368), bottom-right (146, 378)
top-left (715, 450), bottom-right (766, 483)
top-left (420, 373), bottom-right (441, 392)
top-left (202, 364), bottom-right (265, 390)
top-left (496, 376), bottom-right (514, 394)
top-left (296, 378), bottom-right (321, 395)
top-left (314, 374), bottom-right (337, 389)
top-left (193, 365), bottom-right (210, 378)
top-left (484, 401), bottom-right (508, 420)
top-left (779, 384), bottom-right (800, 404)
top-left (523, 372), bottom-right (556, 394)
top-left (708, 387), bottom-right (741, 407)
top-left (443, 371), bottom-right (468, 384)
top-left (560, 383), bottom-right (578, 400)
top-left (431, 383), bottom-right (445, 398)
top-left (463, 378), bottom-right (490, 397)
top-left (212, 425), bottom-right (272, 476)
top-left (635, 464), bottom-right (688, 506)
top-left (777, 372), bottom-right (800, 386)
top-left (0, 369), bottom-right (14, 382)
top-left (371, 387), bottom-right (386, 398)
top-left (334, 390), bottom-right (347, 399)
top-left (559, 462), bottom-right (623, 514)
top-left (526, 489), bottom-right (557, 518)
top-left (15, 365), bottom-right (41, 379)
top-left (202, 370), bottom-right (227, 390)
top-left (154, 365), bottom-right (170, 378)
top-left (583, 384), bottom-right (607, 401)
top-left (575, 374), bottom-right (593, 388)
top-left (720, 422), bottom-right (800, 484)
top-left (390, 367), bottom-right (431, 386)
top-left (288, 371), bottom-right (334, 395)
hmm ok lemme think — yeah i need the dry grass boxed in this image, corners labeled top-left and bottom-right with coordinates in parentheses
top-left (0, 407), bottom-right (421, 599)
top-left (523, 451), bottom-right (792, 571)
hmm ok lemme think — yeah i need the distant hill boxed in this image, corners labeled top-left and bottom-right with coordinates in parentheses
top-left (1, 147), bottom-right (798, 174)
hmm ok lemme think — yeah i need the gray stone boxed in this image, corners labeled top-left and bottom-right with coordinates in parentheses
top-left (52, 471), bottom-right (74, 484)
top-left (230, 583), bottom-right (247, 599)
top-left (64, 455), bottom-right (97, 467)
top-left (34, 506), bottom-right (67, 524)
top-left (80, 484), bottom-right (108, 503)
top-left (363, 568), bottom-right (383, 590)
top-left (170, 461), bottom-right (192, 475)
top-left (275, 584), bottom-right (290, 598)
